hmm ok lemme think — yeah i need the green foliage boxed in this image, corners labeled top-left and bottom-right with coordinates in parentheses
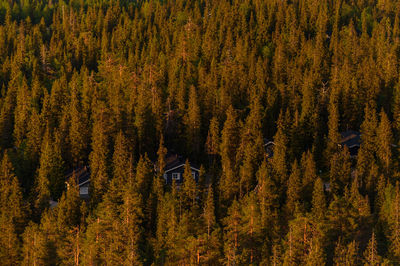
top-left (0, 154), bottom-right (25, 264)
top-left (1, 0), bottom-right (400, 264)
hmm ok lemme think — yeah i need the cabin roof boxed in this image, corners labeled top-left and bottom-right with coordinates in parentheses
top-left (164, 154), bottom-right (199, 173)
top-left (264, 138), bottom-right (275, 147)
top-left (340, 130), bottom-right (361, 148)
top-left (65, 166), bottom-right (90, 186)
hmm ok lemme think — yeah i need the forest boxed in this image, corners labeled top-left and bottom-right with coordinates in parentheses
top-left (1, 0), bottom-right (400, 264)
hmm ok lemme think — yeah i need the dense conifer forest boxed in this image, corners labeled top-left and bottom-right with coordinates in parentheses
top-left (2, 0), bottom-right (400, 264)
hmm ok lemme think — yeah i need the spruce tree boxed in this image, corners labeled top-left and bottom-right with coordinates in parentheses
top-left (0, 82), bottom-right (17, 149)
top-left (325, 89), bottom-right (341, 164)
top-left (203, 185), bottom-right (216, 238)
top-left (0, 154), bottom-right (25, 264)
top-left (120, 176), bottom-right (144, 265)
top-left (388, 182), bottom-right (400, 261)
top-left (286, 160), bottom-right (302, 217)
top-left (135, 153), bottom-right (153, 201)
top-left (363, 231), bottom-right (382, 265)
top-left (112, 130), bottom-right (131, 183)
top-left (359, 103), bottom-right (378, 159)
top-left (301, 150), bottom-right (318, 206)
top-left (271, 111), bottom-right (289, 185)
top-left (393, 79), bottom-right (400, 140)
top-left (376, 109), bottom-right (392, 175)
top-left (21, 222), bottom-right (47, 266)
top-left (26, 108), bottom-right (42, 166)
top-left (305, 239), bottom-right (325, 265)
top-left (219, 105), bottom-right (240, 203)
top-left (185, 85), bottom-right (201, 157)
top-left (181, 160), bottom-right (197, 211)
top-left (333, 240), bottom-right (359, 266)
top-left (205, 116), bottom-right (220, 162)
top-left (156, 135), bottom-right (167, 177)
top-left (312, 178), bottom-right (326, 222)
top-left (238, 97), bottom-right (264, 196)
top-left (13, 77), bottom-right (31, 147)
top-left (89, 117), bottom-right (110, 205)
top-left (240, 192), bottom-right (262, 264)
top-left (256, 161), bottom-right (279, 243)
top-left (55, 178), bottom-right (82, 265)
top-left (36, 130), bottom-right (65, 203)
top-left (68, 82), bottom-right (89, 166)
top-left (223, 200), bottom-right (242, 265)
top-left (329, 147), bottom-right (352, 196)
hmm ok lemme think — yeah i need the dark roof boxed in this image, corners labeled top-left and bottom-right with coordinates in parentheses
top-left (164, 154), bottom-right (199, 172)
top-left (340, 130), bottom-right (361, 148)
top-left (263, 138), bottom-right (274, 158)
top-left (264, 138), bottom-right (275, 147)
top-left (65, 166), bottom-right (90, 186)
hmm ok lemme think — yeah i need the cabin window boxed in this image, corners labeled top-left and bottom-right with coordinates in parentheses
top-left (80, 186), bottom-right (89, 195)
top-left (172, 173), bottom-right (180, 181)
top-left (191, 171), bottom-right (196, 179)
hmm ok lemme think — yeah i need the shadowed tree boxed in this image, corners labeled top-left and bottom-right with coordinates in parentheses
top-left (376, 109), bottom-right (392, 175)
top-left (219, 106), bottom-right (240, 204)
top-left (0, 154), bottom-right (25, 264)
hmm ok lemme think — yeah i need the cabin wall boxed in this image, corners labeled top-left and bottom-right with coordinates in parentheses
top-left (164, 166), bottom-right (199, 184)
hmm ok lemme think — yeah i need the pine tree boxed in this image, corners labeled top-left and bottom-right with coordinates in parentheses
top-left (156, 135), bottom-right (167, 177)
top-left (301, 150), bottom-right (318, 205)
top-left (205, 116), bottom-right (220, 161)
top-left (36, 130), bottom-right (65, 202)
top-left (21, 222), bottom-right (47, 266)
top-left (181, 160), bottom-right (197, 211)
top-left (240, 192), bottom-right (262, 264)
top-left (55, 178), bottom-right (82, 265)
top-left (325, 89), bottom-right (341, 164)
top-left (270, 243), bottom-right (282, 266)
top-left (185, 85), bottom-right (201, 157)
top-left (305, 239), bottom-right (325, 265)
top-left (376, 109), bottom-right (392, 175)
top-left (69, 82), bottom-right (89, 166)
top-left (223, 200), bottom-right (242, 265)
top-left (120, 176), bottom-right (144, 265)
top-left (363, 231), bottom-right (382, 265)
top-left (388, 182), bottom-right (400, 261)
top-left (333, 240), bottom-right (359, 266)
top-left (0, 82), bottom-right (17, 149)
top-left (393, 79), bottom-right (400, 140)
top-left (286, 160), bottom-right (302, 217)
top-left (282, 215), bottom-right (314, 265)
top-left (271, 111), bottom-right (289, 185)
top-left (198, 185), bottom-right (222, 264)
top-left (359, 103), bottom-right (378, 158)
top-left (135, 85), bottom-right (154, 154)
top-left (238, 97), bottom-right (264, 196)
top-left (135, 153), bottom-right (153, 201)
top-left (312, 178), bottom-right (326, 222)
top-left (327, 195), bottom-right (360, 247)
top-left (256, 161), bottom-right (279, 243)
top-left (13, 77), bottom-right (31, 147)
top-left (329, 147), bottom-right (352, 196)
top-left (219, 105), bottom-right (240, 203)
top-left (156, 193), bottom-right (179, 264)
top-left (0, 154), bottom-right (25, 264)
top-left (112, 130), bottom-right (131, 183)
top-left (26, 109), bottom-right (42, 167)
top-left (203, 185), bottom-right (216, 238)
top-left (89, 117), bottom-right (110, 205)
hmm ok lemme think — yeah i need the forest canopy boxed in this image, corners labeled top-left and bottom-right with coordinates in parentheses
top-left (0, 0), bottom-right (400, 265)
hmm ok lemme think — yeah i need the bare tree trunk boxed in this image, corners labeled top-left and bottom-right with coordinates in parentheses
top-left (250, 205), bottom-right (254, 263)
top-left (75, 228), bottom-right (80, 266)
